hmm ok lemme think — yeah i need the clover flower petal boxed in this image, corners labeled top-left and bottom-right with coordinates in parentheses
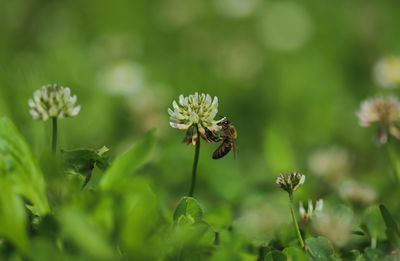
top-left (169, 92), bottom-right (220, 145)
top-left (28, 84), bottom-right (81, 121)
top-left (299, 199), bottom-right (323, 221)
top-left (276, 172), bottom-right (305, 193)
top-left (357, 96), bottom-right (400, 144)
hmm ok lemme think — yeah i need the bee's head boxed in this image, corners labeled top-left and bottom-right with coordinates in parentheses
top-left (217, 117), bottom-right (230, 126)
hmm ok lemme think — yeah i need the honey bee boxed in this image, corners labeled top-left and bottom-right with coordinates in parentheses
top-left (212, 117), bottom-right (237, 159)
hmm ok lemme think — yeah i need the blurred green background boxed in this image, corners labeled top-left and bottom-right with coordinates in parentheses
top-left (1, 0), bottom-right (400, 244)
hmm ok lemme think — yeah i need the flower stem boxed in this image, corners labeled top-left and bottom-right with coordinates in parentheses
top-left (188, 131), bottom-right (200, 197)
top-left (289, 192), bottom-right (305, 249)
top-left (52, 117), bottom-right (58, 155)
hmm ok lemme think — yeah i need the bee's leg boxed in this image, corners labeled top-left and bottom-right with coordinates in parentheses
top-left (205, 128), bottom-right (223, 142)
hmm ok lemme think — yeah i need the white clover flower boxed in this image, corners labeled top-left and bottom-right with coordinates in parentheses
top-left (311, 205), bottom-right (354, 247)
top-left (339, 181), bottom-right (377, 206)
top-left (276, 172), bottom-right (305, 193)
top-left (29, 84), bottom-right (81, 121)
top-left (168, 92), bottom-right (220, 145)
top-left (299, 199), bottom-right (323, 221)
top-left (357, 96), bottom-right (400, 144)
top-left (308, 146), bottom-right (350, 183)
top-left (374, 56), bottom-right (400, 88)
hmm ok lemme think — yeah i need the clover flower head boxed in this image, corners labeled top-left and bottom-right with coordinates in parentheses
top-left (276, 172), bottom-right (305, 193)
top-left (374, 56), bottom-right (400, 88)
top-left (357, 96), bottom-right (400, 144)
top-left (308, 146), bottom-right (350, 183)
top-left (339, 181), bottom-right (377, 206)
top-left (299, 199), bottom-right (323, 221)
top-left (168, 92), bottom-right (220, 145)
top-left (29, 84), bottom-right (81, 121)
top-left (311, 206), bottom-right (353, 247)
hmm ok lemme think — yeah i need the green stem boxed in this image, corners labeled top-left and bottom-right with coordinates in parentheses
top-left (371, 236), bottom-right (377, 249)
top-left (52, 117), bottom-right (58, 155)
top-left (386, 143), bottom-right (400, 183)
top-left (188, 129), bottom-right (200, 197)
top-left (289, 192), bottom-right (305, 249)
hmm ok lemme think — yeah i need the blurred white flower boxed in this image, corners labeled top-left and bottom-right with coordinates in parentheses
top-left (276, 172), bottom-right (305, 193)
top-left (168, 93), bottom-right (220, 145)
top-left (98, 60), bottom-right (144, 95)
top-left (258, 2), bottom-right (313, 52)
top-left (28, 84), bottom-right (80, 121)
top-left (374, 56), bottom-right (400, 88)
top-left (308, 146), bottom-right (350, 183)
top-left (214, 0), bottom-right (261, 18)
top-left (357, 96), bottom-right (400, 145)
top-left (299, 199), bottom-right (323, 221)
top-left (234, 198), bottom-right (291, 243)
top-left (312, 205), bottom-right (354, 247)
top-left (339, 181), bottom-right (377, 206)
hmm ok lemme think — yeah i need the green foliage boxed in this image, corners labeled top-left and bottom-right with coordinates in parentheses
top-left (0, 177), bottom-right (29, 253)
top-left (342, 250), bottom-right (365, 261)
top-left (305, 237), bottom-right (335, 261)
top-left (61, 146), bottom-right (110, 188)
top-left (0, 117), bottom-right (50, 215)
top-left (282, 247), bottom-right (308, 261)
top-left (57, 207), bottom-right (115, 260)
top-left (379, 204), bottom-right (400, 247)
top-left (100, 129), bottom-right (156, 190)
top-left (2, 0), bottom-right (400, 257)
top-left (174, 197), bottom-right (204, 224)
top-left (264, 250), bottom-right (287, 261)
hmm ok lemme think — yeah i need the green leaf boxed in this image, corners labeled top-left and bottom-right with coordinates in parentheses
top-left (264, 250), bottom-right (287, 261)
top-left (211, 247), bottom-right (241, 261)
top-left (342, 250), bottom-right (365, 261)
top-left (282, 247), bottom-right (308, 261)
top-left (0, 177), bottom-right (29, 252)
top-left (364, 248), bottom-right (384, 261)
top-left (100, 129), bottom-right (156, 190)
top-left (379, 204), bottom-right (400, 247)
top-left (62, 147), bottom-right (110, 189)
top-left (362, 205), bottom-right (386, 240)
top-left (173, 196), bottom-right (203, 223)
top-left (62, 147), bottom-right (109, 175)
top-left (0, 117), bottom-right (50, 215)
top-left (57, 207), bottom-right (115, 260)
top-left (306, 236), bottom-right (335, 261)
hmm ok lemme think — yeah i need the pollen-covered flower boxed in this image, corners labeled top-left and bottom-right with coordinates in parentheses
top-left (357, 96), bottom-right (400, 144)
top-left (28, 84), bottom-right (81, 121)
top-left (374, 56), bottom-right (400, 88)
top-left (276, 172), bottom-right (305, 193)
top-left (168, 92), bottom-right (220, 145)
top-left (299, 199), bottom-right (323, 221)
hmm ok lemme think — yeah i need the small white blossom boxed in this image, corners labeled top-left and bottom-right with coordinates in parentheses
top-left (339, 181), bottom-right (377, 206)
top-left (299, 199), bottom-right (323, 221)
top-left (276, 172), bottom-right (305, 193)
top-left (29, 84), bottom-right (81, 121)
top-left (374, 56), bottom-right (400, 88)
top-left (308, 146), bottom-right (350, 184)
top-left (357, 96), bottom-right (400, 144)
top-left (168, 92), bottom-right (220, 145)
top-left (312, 206), bottom-right (354, 247)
